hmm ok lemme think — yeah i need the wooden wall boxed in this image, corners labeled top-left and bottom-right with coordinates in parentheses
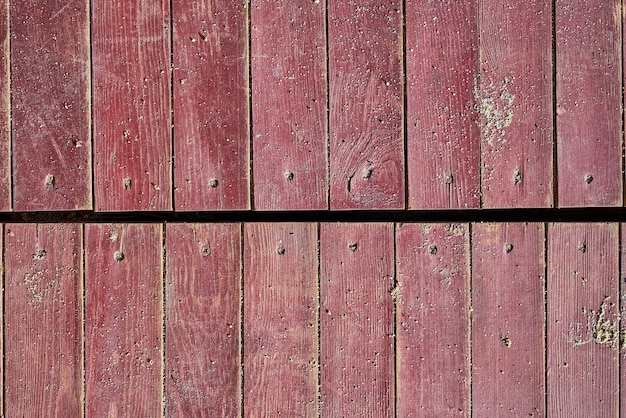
top-left (0, 0), bottom-right (623, 211)
top-left (1, 222), bottom-right (623, 416)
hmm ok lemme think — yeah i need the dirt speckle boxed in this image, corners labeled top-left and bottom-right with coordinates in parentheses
top-left (474, 76), bottom-right (515, 146)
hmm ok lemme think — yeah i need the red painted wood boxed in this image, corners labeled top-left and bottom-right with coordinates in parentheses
top-left (93, 0), bottom-right (172, 211)
top-left (0, 0), bottom-right (9, 211)
top-left (556, 1), bottom-right (622, 207)
top-left (85, 224), bottom-right (163, 416)
top-left (243, 223), bottom-right (318, 416)
top-left (320, 223), bottom-right (394, 415)
top-left (547, 223), bottom-right (619, 416)
top-left (165, 223), bottom-right (241, 416)
top-left (4, 224), bottom-right (83, 416)
top-left (328, 1), bottom-right (404, 209)
top-left (406, 1), bottom-right (480, 209)
top-left (396, 223), bottom-right (470, 416)
top-left (479, 0), bottom-right (553, 208)
top-left (472, 223), bottom-right (545, 416)
top-left (11, 0), bottom-right (91, 210)
top-left (622, 224), bottom-right (626, 417)
top-left (252, 0), bottom-right (327, 210)
top-left (173, 0), bottom-right (249, 210)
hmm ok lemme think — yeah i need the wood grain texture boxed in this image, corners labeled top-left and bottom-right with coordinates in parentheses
top-left (11, 0), bottom-right (91, 210)
top-left (479, 0), bottom-right (553, 208)
top-left (320, 223), bottom-right (394, 415)
top-left (396, 223), bottom-right (470, 416)
top-left (547, 223), bottom-right (619, 416)
top-left (165, 223), bottom-right (241, 417)
top-left (0, 0), bottom-right (9, 211)
top-left (4, 224), bottom-right (83, 417)
top-left (328, 1), bottom-right (404, 209)
top-left (85, 224), bottom-right (163, 417)
top-left (472, 223), bottom-right (546, 416)
top-left (243, 223), bottom-right (318, 416)
top-left (173, 0), bottom-right (249, 210)
top-left (556, 1), bottom-right (622, 207)
top-left (93, 0), bottom-right (172, 211)
top-left (252, 0), bottom-right (327, 210)
top-left (406, 1), bottom-right (480, 209)
top-left (622, 224), bottom-right (626, 416)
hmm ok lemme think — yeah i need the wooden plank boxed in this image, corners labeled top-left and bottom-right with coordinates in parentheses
top-left (243, 223), bottom-right (318, 416)
top-left (85, 224), bottom-right (163, 416)
top-left (556, 1), bottom-right (622, 207)
top-left (251, 0), bottom-right (327, 210)
top-left (622, 224), bottom-right (626, 417)
top-left (472, 223), bottom-right (546, 415)
top-left (11, 0), bottom-right (91, 211)
top-left (328, 1), bottom-right (404, 209)
top-left (0, 0), bottom-right (9, 211)
top-left (405, 1), bottom-right (480, 209)
top-left (93, 0), bottom-right (172, 211)
top-left (396, 223), bottom-right (470, 416)
top-left (173, 1), bottom-right (250, 210)
top-left (4, 224), bottom-right (83, 416)
top-left (165, 223), bottom-right (241, 416)
top-left (320, 223), bottom-right (394, 415)
top-left (479, 0), bottom-right (553, 208)
top-left (547, 223), bottom-right (619, 416)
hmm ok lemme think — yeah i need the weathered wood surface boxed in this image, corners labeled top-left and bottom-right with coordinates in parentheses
top-left (4, 224), bottom-right (83, 417)
top-left (0, 0), bottom-right (9, 211)
top-left (85, 224), bottom-right (163, 416)
top-left (479, 0), bottom-right (553, 208)
top-left (406, 1), bottom-right (480, 209)
top-left (472, 223), bottom-right (545, 416)
top-left (328, 1), bottom-right (404, 209)
top-left (621, 224), bottom-right (626, 416)
top-left (165, 223), bottom-right (242, 417)
top-left (556, 1), bottom-right (622, 207)
top-left (396, 223), bottom-right (470, 416)
top-left (173, 0), bottom-right (249, 211)
top-left (11, 0), bottom-right (91, 210)
top-left (92, 0), bottom-right (172, 211)
top-left (320, 223), bottom-right (395, 415)
top-left (243, 223), bottom-right (318, 416)
top-left (252, 0), bottom-right (327, 210)
top-left (547, 223), bottom-right (619, 416)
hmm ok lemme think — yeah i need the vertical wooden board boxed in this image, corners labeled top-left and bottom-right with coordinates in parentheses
top-left (547, 223), bottom-right (619, 416)
top-left (396, 223), bottom-right (470, 416)
top-left (93, 0), bottom-right (172, 211)
top-left (251, 0), bottom-right (328, 210)
top-left (472, 223), bottom-right (546, 416)
top-left (243, 223), bottom-right (318, 416)
top-left (328, 1), bottom-right (404, 209)
top-left (4, 224), bottom-right (83, 416)
top-left (556, 1), bottom-right (622, 207)
top-left (173, 1), bottom-right (250, 211)
top-left (11, 0), bottom-right (91, 211)
top-left (622, 224), bottom-right (626, 417)
top-left (85, 224), bottom-right (163, 416)
top-left (406, 1), bottom-right (480, 209)
top-left (0, 0), bottom-right (9, 211)
top-left (165, 223), bottom-right (241, 416)
top-left (320, 223), bottom-right (394, 415)
top-left (479, 1), bottom-right (553, 208)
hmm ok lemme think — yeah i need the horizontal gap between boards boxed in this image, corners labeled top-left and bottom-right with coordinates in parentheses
top-left (0, 208), bottom-right (624, 223)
